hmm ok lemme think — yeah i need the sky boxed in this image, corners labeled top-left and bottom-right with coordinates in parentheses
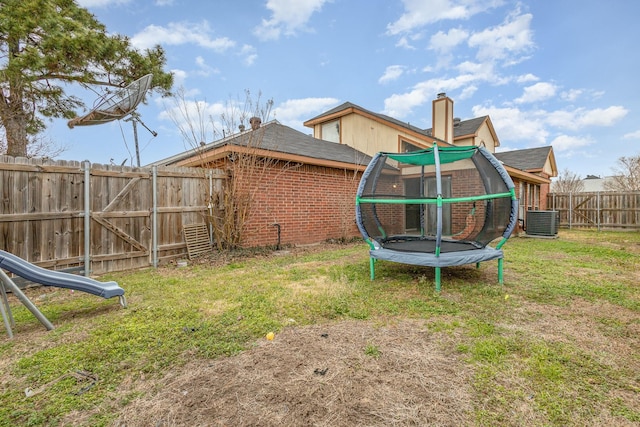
top-left (48, 0), bottom-right (640, 179)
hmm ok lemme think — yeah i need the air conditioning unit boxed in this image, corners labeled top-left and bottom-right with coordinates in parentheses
top-left (526, 210), bottom-right (559, 236)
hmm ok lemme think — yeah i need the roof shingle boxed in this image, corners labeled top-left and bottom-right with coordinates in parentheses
top-left (494, 146), bottom-right (552, 171)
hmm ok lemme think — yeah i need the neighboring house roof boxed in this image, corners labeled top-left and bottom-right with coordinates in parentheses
top-left (494, 146), bottom-right (555, 173)
top-left (581, 176), bottom-right (616, 192)
top-left (152, 120), bottom-right (373, 169)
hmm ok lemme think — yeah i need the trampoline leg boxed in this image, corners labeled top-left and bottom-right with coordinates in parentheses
top-left (435, 267), bottom-right (441, 292)
top-left (369, 257), bottom-right (375, 281)
top-left (498, 258), bottom-right (504, 285)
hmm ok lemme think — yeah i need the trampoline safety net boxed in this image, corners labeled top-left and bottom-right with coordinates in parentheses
top-left (356, 144), bottom-right (518, 254)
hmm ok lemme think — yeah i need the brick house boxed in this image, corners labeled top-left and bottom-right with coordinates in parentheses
top-left (494, 146), bottom-right (557, 229)
top-left (154, 120), bottom-right (370, 247)
top-left (305, 93), bottom-right (557, 232)
top-left (157, 94), bottom-right (557, 247)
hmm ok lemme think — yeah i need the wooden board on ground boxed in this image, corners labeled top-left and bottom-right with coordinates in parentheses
top-left (183, 223), bottom-right (211, 259)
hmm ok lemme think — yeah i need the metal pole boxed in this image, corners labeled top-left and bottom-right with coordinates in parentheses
top-left (132, 119), bottom-right (140, 167)
top-left (208, 170), bottom-right (214, 244)
top-left (569, 192), bottom-right (572, 229)
top-left (152, 165), bottom-right (158, 268)
top-left (84, 161), bottom-right (91, 276)
top-left (0, 281), bottom-right (14, 338)
top-left (597, 191), bottom-right (601, 232)
top-left (0, 270), bottom-right (54, 331)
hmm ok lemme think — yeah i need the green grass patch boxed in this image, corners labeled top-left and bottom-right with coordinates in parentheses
top-left (1, 231), bottom-right (639, 426)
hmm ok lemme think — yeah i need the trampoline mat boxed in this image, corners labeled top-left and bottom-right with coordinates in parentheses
top-left (381, 238), bottom-right (480, 254)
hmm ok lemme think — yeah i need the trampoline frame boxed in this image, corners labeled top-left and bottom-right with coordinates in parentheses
top-left (356, 144), bottom-right (518, 291)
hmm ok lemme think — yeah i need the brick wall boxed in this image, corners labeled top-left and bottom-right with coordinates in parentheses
top-left (238, 162), bottom-right (363, 247)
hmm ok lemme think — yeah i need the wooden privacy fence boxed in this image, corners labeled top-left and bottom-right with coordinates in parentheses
top-left (0, 156), bottom-right (225, 275)
top-left (548, 191), bottom-right (640, 230)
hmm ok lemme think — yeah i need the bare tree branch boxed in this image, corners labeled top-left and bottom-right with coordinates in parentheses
top-left (552, 168), bottom-right (585, 193)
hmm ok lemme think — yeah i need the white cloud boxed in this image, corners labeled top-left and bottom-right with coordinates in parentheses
top-left (468, 10), bottom-right (534, 64)
top-left (428, 27), bottom-right (469, 53)
top-left (459, 85), bottom-right (477, 100)
top-left (378, 65), bottom-right (405, 84)
top-left (239, 45), bottom-right (258, 66)
top-left (273, 97), bottom-right (340, 130)
top-left (515, 82), bottom-right (557, 104)
top-left (387, 0), bottom-right (503, 35)
top-left (470, 103), bottom-right (628, 151)
top-left (395, 36), bottom-right (417, 50)
top-left (472, 104), bottom-right (549, 145)
top-left (623, 130), bottom-right (640, 140)
top-left (194, 56), bottom-right (220, 77)
top-left (546, 106), bottom-right (628, 130)
top-left (550, 134), bottom-right (593, 152)
top-left (383, 71), bottom-right (487, 118)
top-left (576, 106), bottom-right (628, 127)
top-left (516, 73), bottom-right (538, 83)
top-left (154, 0), bottom-right (173, 5)
top-left (254, 0), bottom-right (330, 41)
top-left (131, 21), bottom-right (235, 52)
top-left (158, 97), bottom-right (228, 145)
top-left (561, 88), bottom-right (583, 102)
top-left (382, 58), bottom-right (510, 118)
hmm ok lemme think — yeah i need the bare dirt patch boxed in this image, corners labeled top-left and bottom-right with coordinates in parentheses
top-left (115, 319), bottom-right (474, 427)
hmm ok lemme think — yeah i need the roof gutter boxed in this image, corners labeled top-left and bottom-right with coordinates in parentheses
top-left (503, 165), bottom-right (551, 184)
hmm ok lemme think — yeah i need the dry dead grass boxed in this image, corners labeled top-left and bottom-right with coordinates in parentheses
top-left (115, 320), bottom-right (474, 427)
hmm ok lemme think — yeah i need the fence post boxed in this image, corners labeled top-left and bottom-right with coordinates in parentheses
top-left (569, 192), bottom-right (572, 229)
top-left (152, 165), bottom-right (158, 268)
top-left (597, 192), bottom-right (601, 232)
top-left (83, 161), bottom-right (91, 276)
top-left (208, 169), bottom-right (213, 244)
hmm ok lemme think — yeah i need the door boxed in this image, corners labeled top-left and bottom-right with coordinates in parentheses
top-left (404, 176), bottom-right (452, 235)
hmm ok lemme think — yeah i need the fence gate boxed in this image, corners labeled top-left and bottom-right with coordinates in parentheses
top-left (548, 191), bottom-right (640, 230)
top-left (0, 156), bottom-right (223, 276)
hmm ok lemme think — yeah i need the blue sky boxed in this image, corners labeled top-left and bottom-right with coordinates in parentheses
top-left (54, 0), bottom-right (640, 178)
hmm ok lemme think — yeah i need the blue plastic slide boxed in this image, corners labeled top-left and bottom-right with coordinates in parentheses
top-left (0, 250), bottom-right (125, 301)
top-left (0, 250), bottom-right (126, 337)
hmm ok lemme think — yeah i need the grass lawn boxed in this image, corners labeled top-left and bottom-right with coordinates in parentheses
top-left (0, 230), bottom-right (639, 426)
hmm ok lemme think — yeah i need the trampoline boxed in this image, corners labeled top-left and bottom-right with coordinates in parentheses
top-left (356, 143), bottom-right (518, 291)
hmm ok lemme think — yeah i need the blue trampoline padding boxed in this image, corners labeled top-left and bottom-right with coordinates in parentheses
top-left (370, 246), bottom-right (503, 268)
top-left (0, 250), bottom-right (124, 300)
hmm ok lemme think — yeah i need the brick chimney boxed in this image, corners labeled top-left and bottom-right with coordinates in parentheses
top-left (432, 93), bottom-right (454, 144)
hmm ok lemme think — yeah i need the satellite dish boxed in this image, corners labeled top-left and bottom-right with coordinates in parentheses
top-left (67, 74), bottom-right (153, 128)
top-left (67, 74), bottom-right (157, 167)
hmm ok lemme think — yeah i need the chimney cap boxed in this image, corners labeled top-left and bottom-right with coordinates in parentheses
top-left (249, 116), bottom-right (262, 130)
top-left (437, 92), bottom-right (447, 99)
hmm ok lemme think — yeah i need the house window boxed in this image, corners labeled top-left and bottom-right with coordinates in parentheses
top-left (321, 120), bottom-right (340, 143)
top-left (401, 140), bottom-right (422, 153)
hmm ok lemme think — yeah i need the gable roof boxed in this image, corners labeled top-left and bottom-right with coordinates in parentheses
top-left (494, 146), bottom-right (555, 173)
top-left (423, 115), bottom-right (488, 139)
top-left (152, 120), bottom-right (372, 168)
top-left (305, 101), bottom-right (432, 137)
top-left (305, 101), bottom-right (495, 145)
